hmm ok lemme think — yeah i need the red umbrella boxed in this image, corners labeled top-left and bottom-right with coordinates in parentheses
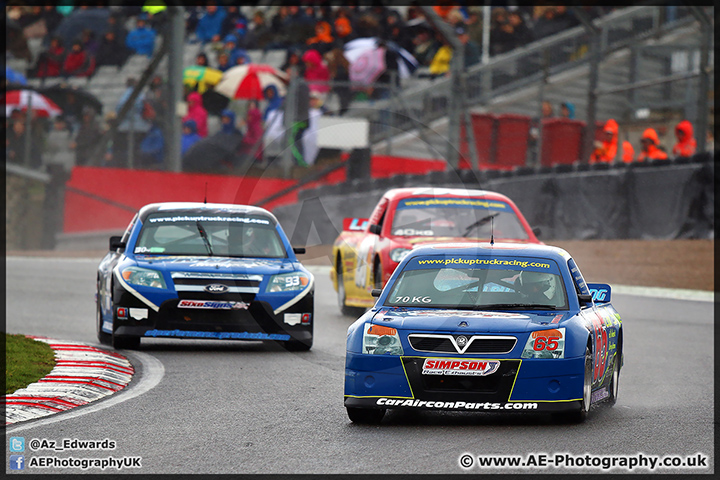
top-left (5, 89), bottom-right (63, 118)
top-left (215, 64), bottom-right (289, 101)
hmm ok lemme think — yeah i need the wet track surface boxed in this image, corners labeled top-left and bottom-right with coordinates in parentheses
top-left (5, 256), bottom-right (714, 474)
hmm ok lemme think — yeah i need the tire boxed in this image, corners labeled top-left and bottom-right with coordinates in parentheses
top-left (372, 259), bottom-right (383, 290)
top-left (554, 346), bottom-right (592, 424)
top-left (336, 257), bottom-right (356, 316)
top-left (606, 353), bottom-right (620, 406)
top-left (96, 300), bottom-right (112, 345)
top-left (347, 407), bottom-right (385, 424)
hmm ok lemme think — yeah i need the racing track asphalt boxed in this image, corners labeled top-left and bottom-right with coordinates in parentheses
top-left (4, 257), bottom-right (714, 474)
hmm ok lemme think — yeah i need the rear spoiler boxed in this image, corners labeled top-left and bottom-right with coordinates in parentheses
top-left (343, 218), bottom-right (369, 232)
top-left (587, 283), bottom-right (612, 303)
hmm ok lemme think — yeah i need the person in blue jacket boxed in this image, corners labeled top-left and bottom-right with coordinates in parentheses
top-left (195, 5), bottom-right (227, 44)
top-left (139, 121), bottom-right (165, 168)
top-left (181, 119), bottom-right (202, 155)
top-left (126, 16), bottom-right (156, 57)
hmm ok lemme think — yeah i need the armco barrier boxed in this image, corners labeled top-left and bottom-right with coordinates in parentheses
top-left (272, 154), bottom-right (714, 245)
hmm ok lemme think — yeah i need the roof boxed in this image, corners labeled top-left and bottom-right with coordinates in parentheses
top-left (406, 242), bottom-right (572, 263)
top-left (381, 187), bottom-right (514, 203)
top-left (136, 202), bottom-right (278, 224)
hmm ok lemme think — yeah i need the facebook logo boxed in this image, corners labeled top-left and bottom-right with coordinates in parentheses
top-left (9, 455), bottom-right (25, 470)
top-left (9, 437), bottom-right (25, 452)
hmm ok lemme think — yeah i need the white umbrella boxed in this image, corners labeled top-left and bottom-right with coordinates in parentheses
top-left (344, 37), bottom-right (419, 80)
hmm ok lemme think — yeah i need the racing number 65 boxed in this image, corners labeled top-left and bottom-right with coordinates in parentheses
top-left (590, 313), bottom-right (608, 382)
top-left (533, 336), bottom-right (560, 351)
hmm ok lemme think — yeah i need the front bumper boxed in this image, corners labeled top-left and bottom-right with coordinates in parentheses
top-left (344, 352), bottom-right (584, 411)
top-left (113, 286), bottom-right (313, 342)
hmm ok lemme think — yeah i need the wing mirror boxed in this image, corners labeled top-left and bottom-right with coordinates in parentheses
top-left (293, 247), bottom-right (306, 254)
top-left (532, 227), bottom-right (542, 238)
top-left (371, 288), bottom-right (382, 297)
top-left (369, 224), bottom-right (381, 235)
top-left (109, 236), bottom-right (126, 251)
top-left (578, 294), bottom-right (593, 306)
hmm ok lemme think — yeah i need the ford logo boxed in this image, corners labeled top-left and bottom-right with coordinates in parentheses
top-left (204, 284), bottom-right (229, 294)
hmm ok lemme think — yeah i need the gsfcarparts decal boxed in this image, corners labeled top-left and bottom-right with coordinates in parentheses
top-left (376, 398), bottom-right (538, 410)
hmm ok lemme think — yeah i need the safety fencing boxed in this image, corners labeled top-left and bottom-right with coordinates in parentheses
top-left (271, 152), bottom-right (714, 246)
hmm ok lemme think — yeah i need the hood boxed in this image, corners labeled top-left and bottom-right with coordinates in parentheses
top-left (182, 119), bottom-right (197, 133)
top-left (603, 119), bottom-right (618, 139)
top-left (134, 255), bottom-right (294, 276)
top-left (302, 49), bottom-right (323, 67)
top-left (220, 108), bottom-right (236, 133)
top-left (561, 101), bottom-right (575, 119)
top-left (187, 92), bottom-right (203, 107)
top-left (641, 127), bottom-right (659, 144)
top-left (372, 308), bottom-right (567, 333)
top-left (675, 120), bottom-right (694, 139)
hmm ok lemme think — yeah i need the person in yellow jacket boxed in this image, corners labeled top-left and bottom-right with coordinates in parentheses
top-left (429, 38), bottom-right (453, 78)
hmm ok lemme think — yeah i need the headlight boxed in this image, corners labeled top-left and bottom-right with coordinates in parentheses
top-left (121, 266), bottom-right (166, 289)
top-left (363, 323), bottom-right (403, 355)
top-left (521, 328), bottom-right (565, 359)
top-left (266, 272), bottom-right (310, 292)
top-left (389, 248), bottom-right (411, 263)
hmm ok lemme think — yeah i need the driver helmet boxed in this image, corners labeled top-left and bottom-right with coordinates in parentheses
top-left (518, 271), bottom-right (557, 300)
top-left (241, 227), bottom-right (257, 248)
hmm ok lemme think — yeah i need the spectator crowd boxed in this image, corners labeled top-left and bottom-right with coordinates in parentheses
top-left (5, 3), bottom-right (710, 173)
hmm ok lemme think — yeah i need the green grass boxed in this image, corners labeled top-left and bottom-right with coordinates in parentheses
top-left (5, 334), bottom-right (56, 394)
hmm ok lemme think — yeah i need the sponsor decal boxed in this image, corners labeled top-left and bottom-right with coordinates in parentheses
top-left (147, 215), bottom-right (270, 225)
top-left (129, 308), bottom-right (148, 321)
top-left (591, 387), bottom-right (609, 403)
top-left (284, 313), bottom-right (301, 326)
top-left (204, 284), bottom-right (229, 294)
top-left (343, 218), bottom-right (369, 231)
top-left (393, 228), bottom-right (434, 236)
top-left (177, 300), bottom-right (249, 310)
top-left (116, 307), bottom-right (127, 319)
top-left (301, 313), bottom-right (312, 324)
top-left (551, 314), bottom-right (563, 324)
top-left (422, 358), bottom-right (501, 376)
top-left (392, 295), bottom-right (432, 304)
top-left (375, 398), bottom-right (538, 410)
top-left (143, 329), bottom-right (291, 341)
top-left (397, 198), bottom-right (510, 210)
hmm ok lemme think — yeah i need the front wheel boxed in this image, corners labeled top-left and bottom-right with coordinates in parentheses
top-left (96, 298), bottom-right (111, 345)
top-left (554, 346), bottom-right (592, 424)
top-left (347, 407), bottom-right (385, 424)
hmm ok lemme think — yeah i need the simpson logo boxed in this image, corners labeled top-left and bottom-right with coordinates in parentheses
top-left (178, 300), bottom-right (249, 310)
top-left (422, 358), bottom-right (500, 376)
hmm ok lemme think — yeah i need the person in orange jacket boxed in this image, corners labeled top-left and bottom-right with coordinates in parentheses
top-left (636, 128), bottom-right (668, 161)
top-left (589, 119), bottom-right (619, 163)
top-left (672, 120), bottom-right (697, 157)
